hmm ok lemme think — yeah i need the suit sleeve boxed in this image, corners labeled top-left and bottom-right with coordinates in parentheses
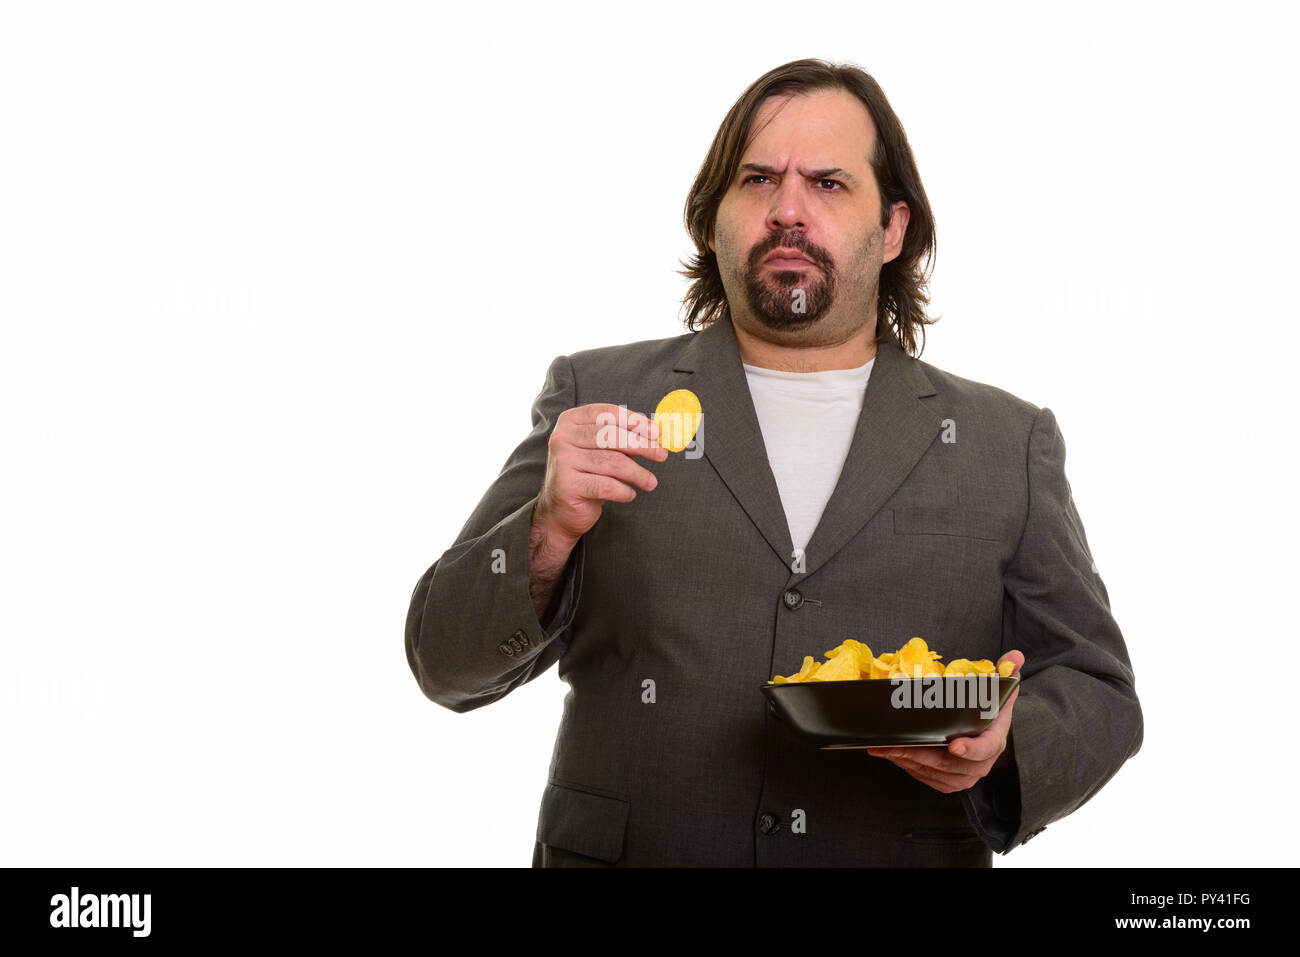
top-left (961, 406), bottom-right (1143, 852)
top-left (404, 354), bottom-right (586, 713)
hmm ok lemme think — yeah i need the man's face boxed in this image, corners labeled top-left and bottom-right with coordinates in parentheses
top-left (710, 88), bottom-right (908, 347)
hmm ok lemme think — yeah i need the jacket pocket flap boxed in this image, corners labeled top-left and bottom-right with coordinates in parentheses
top-left (537, 782), bottom-right (630, 863)
top-left (893, 506), bottom-right (1002, 541)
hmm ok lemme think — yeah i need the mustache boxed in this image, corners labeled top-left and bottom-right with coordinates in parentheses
top-left (750, 235), bottom-right (830, 268)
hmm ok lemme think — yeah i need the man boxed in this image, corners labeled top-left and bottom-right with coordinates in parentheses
top-left (405, 58), bottom-right (1142, 867)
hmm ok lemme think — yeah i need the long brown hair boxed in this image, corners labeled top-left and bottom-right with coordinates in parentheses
top-left (678, 59), bottom-right (938, 357)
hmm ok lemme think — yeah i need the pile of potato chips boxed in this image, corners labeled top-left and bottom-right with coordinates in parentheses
top-left (770, 637), bottom-right (1015, 684)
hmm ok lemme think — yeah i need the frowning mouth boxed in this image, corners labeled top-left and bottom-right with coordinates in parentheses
top-left (762, 248), bottom-right (816, 268)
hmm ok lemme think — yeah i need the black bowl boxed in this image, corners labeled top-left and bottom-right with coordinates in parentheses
top-left (761, 675), bottom-right (1019, 749)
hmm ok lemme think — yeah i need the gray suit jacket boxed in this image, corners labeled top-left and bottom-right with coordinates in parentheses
top-left (405, 318), bottom-right (1142, 866)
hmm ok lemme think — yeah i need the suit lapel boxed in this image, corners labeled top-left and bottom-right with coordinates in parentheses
top-left (799, 334), bottom-right (939, 580)
top-left (670, 319), bottom-right (941, 579)
top-left (671, 319), bottom-right (794, 566)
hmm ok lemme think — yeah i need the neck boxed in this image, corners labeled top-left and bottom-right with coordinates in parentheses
top-left (732, 318), bottom-right (879, 372)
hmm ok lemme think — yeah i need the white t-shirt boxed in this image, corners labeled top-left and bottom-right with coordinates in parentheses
top-left (742, 356), bottom-right (875, 557)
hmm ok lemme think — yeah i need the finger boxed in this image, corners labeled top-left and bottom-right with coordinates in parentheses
top-left (573, 447), bottom-right (661, 493)
top-left (626, 409), bottom-right (660, 443)
top-left (949, 687), bottom-right (1018, 760)
top-left (570, 423), bottom-right (667, 460)
top-left (948, 725), bottom-right (1006, 763)
top-left (885, 755), bottom-right (984, 793)
top-left (620, 409), bottom-right (661, 447)
top-left (576, 412), bottom-right (669, 460)
top-left (871, 745), bottom-right (993, 776)
top-left (562, 470), bottom-right (639, 505)
top-left (894, 754), bottom-right (982, 785)
top-left (564, 404), bottom-right (660, 440)
top-left (998, 649), bottom-right (1025, 677)
top-left (567, 403), bottom-right (651, 432)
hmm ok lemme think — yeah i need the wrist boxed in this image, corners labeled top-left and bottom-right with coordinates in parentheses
top-left (530, 502), bottom-right (580, 556)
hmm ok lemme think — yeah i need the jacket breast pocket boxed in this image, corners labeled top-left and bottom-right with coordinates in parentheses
top-left (536, 781), bottom-right (630, 864)
top-left (892, 506), bottom-right (1004, 543)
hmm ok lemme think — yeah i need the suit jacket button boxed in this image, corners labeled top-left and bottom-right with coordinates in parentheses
top-left (758, 812), bottom-right (781, 835)
top-left (782, 589), bottom-right (804, 610)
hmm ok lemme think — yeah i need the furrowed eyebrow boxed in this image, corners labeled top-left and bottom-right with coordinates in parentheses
top-left (738, 163), bottom-right (861, 188)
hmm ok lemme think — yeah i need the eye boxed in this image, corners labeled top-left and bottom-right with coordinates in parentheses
top-left (741, 174), bottom-right (844, 191)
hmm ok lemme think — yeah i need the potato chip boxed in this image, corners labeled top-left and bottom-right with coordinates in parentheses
top-left (769, 634), bottom-right (1023, 690)
top-left (897, 637), bottom-right (938, 675)
top-left (653, 389), bottom-right (703, 453)
top-left (809, 652), bottom-right (859, 682)
top-left (775, 655), bottom-right (820, 683)
top-left (869, 657), bottom-right (894, 680)
top-left (821, 639), bottom-right (873, 673)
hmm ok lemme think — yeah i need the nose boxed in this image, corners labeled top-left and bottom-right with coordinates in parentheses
top-left (768, 179), bottom-right (807, 231)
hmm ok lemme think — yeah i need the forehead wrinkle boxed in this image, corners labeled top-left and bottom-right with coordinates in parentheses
top-left (738, 159), bottom-right (863, 188)
top-left (741, 107), bottom-right (870, 185)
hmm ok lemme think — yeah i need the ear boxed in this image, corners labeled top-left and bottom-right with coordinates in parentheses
top-left (882, 201), bottom-right (910, 265)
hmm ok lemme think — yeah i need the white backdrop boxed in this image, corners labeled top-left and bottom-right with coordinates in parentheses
top-left (3, 0), bottom-right (1296, 867)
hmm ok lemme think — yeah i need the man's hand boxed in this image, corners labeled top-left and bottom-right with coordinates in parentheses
top-left (865, 651), bottom-right (1024, 793)
top-left (533, 403), bottom-right (667, 548)
top-left (528, 404), bottom-right (667, 621)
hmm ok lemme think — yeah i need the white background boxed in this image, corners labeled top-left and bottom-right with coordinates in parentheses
top-left (2, 0), bottom-right (1296, 867)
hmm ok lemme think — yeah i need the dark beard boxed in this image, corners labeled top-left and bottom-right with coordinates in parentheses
top-left (741, 246), bottom-right (838, 331)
